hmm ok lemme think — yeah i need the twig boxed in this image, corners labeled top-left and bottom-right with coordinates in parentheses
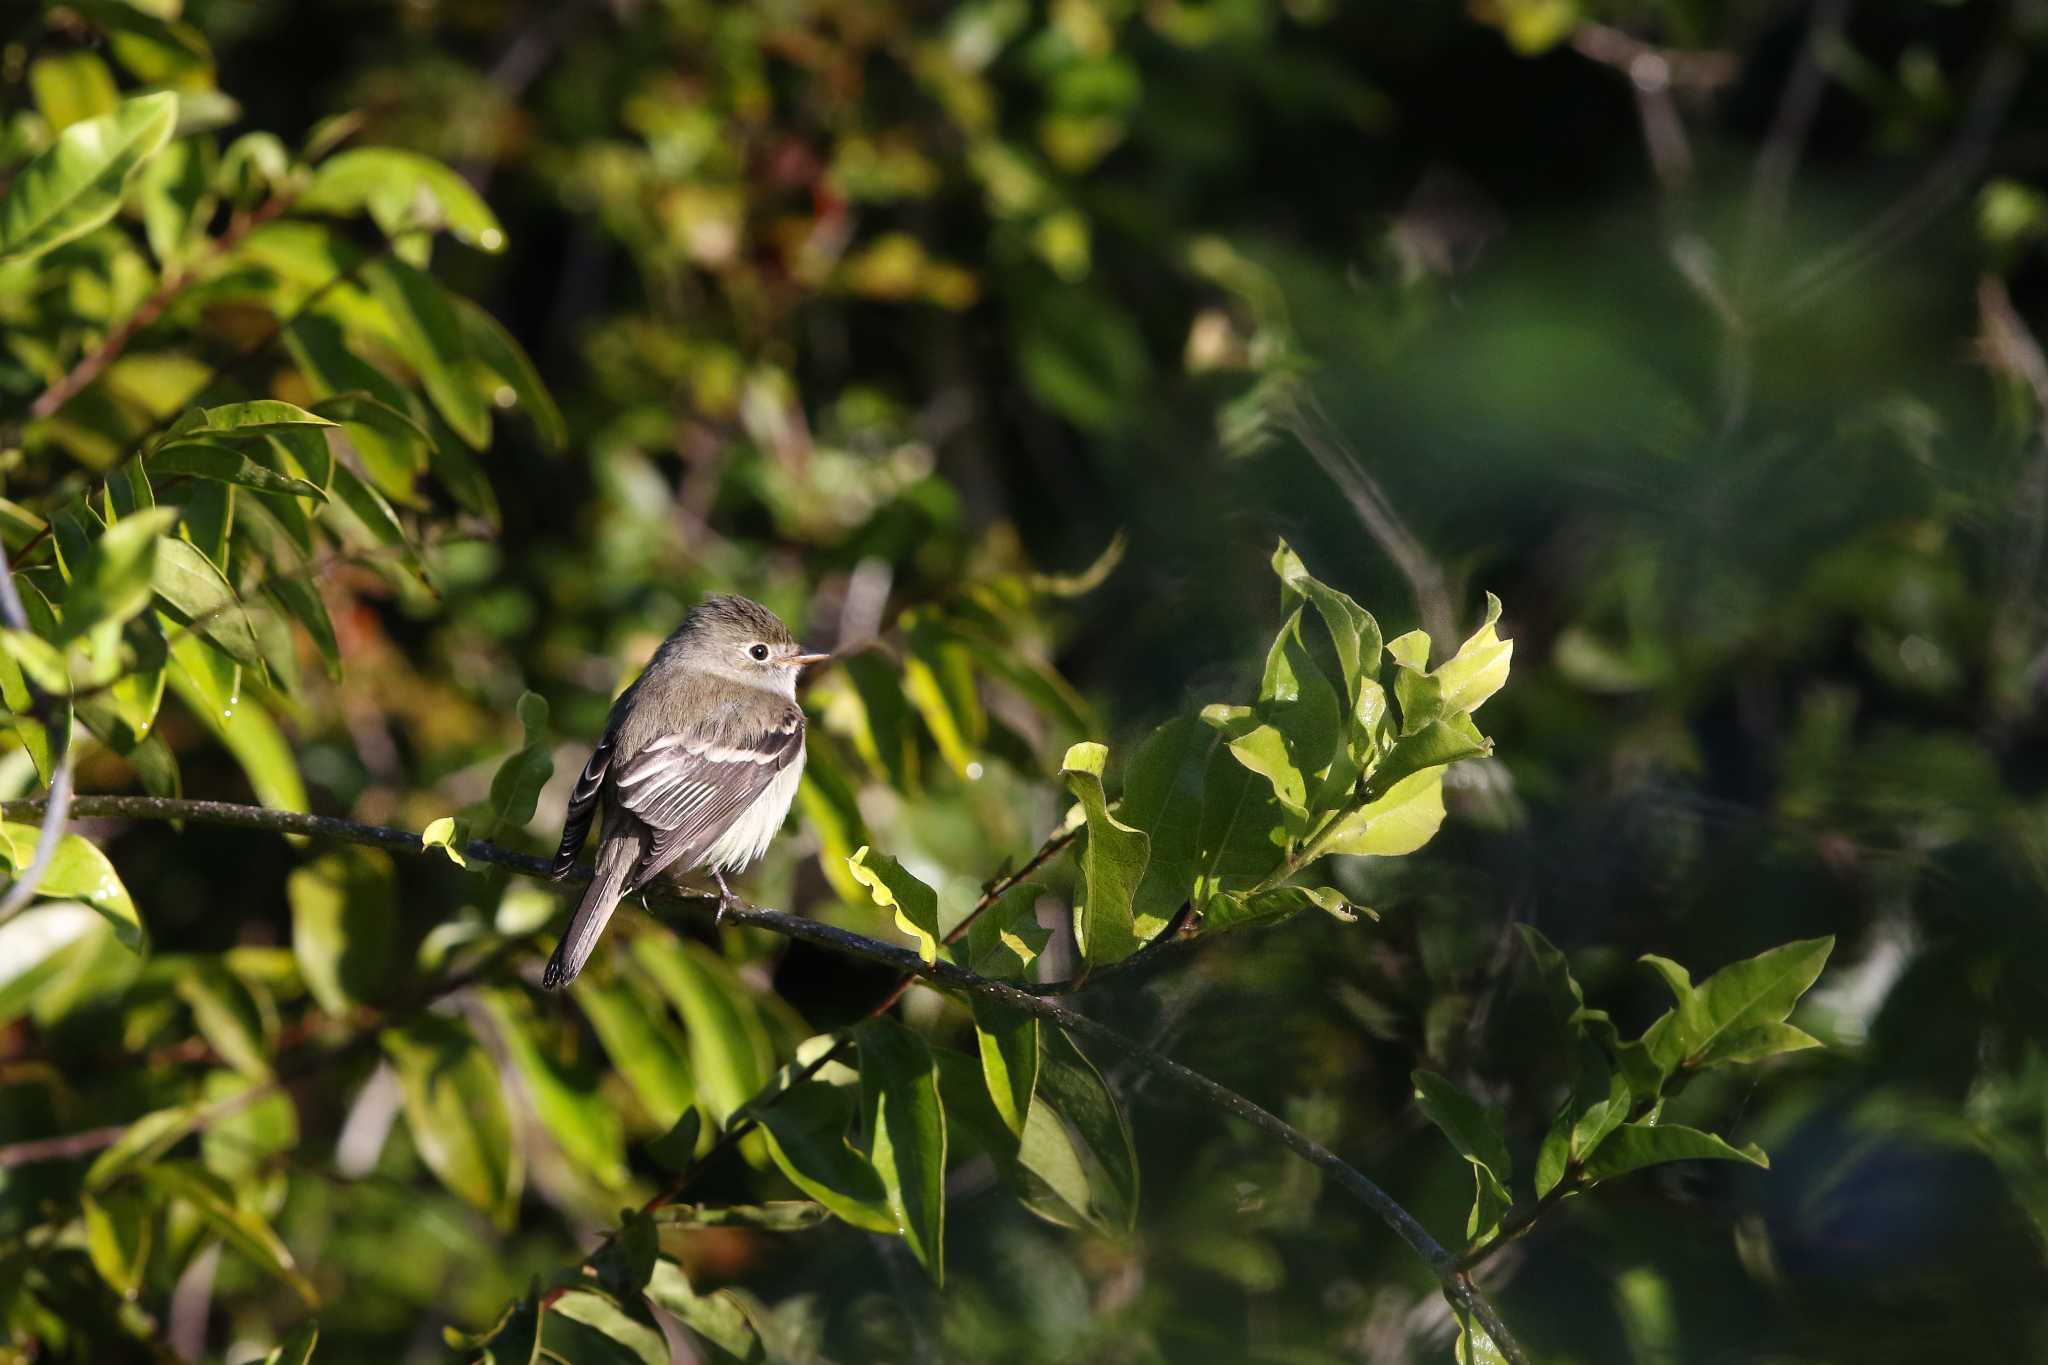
top-left (1766, 33), bottom-right (2027, 326)
top-left (1738, 0), bottom-right (1853, 297)
top-left (0, 792), bottom-right (1530, 1364)
top-left (1275, 385), bottom-right (1460, 658)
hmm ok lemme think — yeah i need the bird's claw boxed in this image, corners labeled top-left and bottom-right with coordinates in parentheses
top-left (714, 870), bottom-right (735, 928)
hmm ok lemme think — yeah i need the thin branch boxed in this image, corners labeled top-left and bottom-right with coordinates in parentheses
top-left (1765, 33), bottom-right (2027, 326)
top-left (1275, 385), bottom-right (1459, 658)
top-left (0, 792), bottom-right (1530, 1364)
top-left (1738, 0), bottom-right (1853, 297)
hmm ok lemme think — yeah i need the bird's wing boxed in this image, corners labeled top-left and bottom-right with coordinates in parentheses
top-left (550, 734), bottom-right (613, 877)
top-left (609, 701), bottom-right (805, 890)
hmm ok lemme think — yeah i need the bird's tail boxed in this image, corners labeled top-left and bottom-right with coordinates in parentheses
top-left (543, 834), bottom-right (636, 990)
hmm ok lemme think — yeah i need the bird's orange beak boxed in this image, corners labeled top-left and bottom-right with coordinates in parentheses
top-left (782, 649), bottom-right (830, 668)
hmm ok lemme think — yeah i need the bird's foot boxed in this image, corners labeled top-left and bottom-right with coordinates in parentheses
top-left (713, 870), bottom-right (736, 928)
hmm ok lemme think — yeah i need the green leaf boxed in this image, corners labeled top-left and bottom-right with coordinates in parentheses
top-left (1518, 925), bottom-right (1585, 1032)
top-left (652, 1201), bottom-right (829, 1231)
top-left (1693, 1020), bottom-right (1825, 1067)
top-left (1203, 883), bottom-right (1361, 932)
top-left (632, 936), bottom-right (773, 1123)
top-left (151, 443), bottom-right (327, 498)
top-left (1271, 538), bottom-right (1382, 709)
top-left (1412, 1070), bottom-right (1513, 1182)
top-left (58, 507), bottom-right (179, 641)
top-left (544, 1290), bottom-right (667, 1365)
top-left (1, 627), bottom-right (69, 696)
top-left (455, 296), bottom-right (566, 450)
top-left (137, 1162), bottom-right (318, 1307)
top-left (962, 881), bottom-right (1049, 981)
top-left (847, 844), bottom-right (943, 965)
top-left (644, 1108), bottom-right (704, 1172)
top-left (298, 146), bottom-right (507, 253)
top-left (1060, 741), bottom-right (1149, 965)
top-left (81, 1186), bottom-right (153, 1299)
top-left (747, 1051), bottom-right (895, 1234)
top-left (199, 1070), bottom-right (297, 1185)
top-left (1255, 607), bottom-right (1346, 809)
top-left (579, 978), bottom-right (696, 1131)
top-left (1119, 716), bottom-right (1210, 937)
top-left (971, 997), bottom-right (1039, 1139)
top-left (417, 816), bottom-right (466, 866)
top-left (174, 960), bottom-right (272, 1080)
top-left (153, 537), bottom-right (263, 668)
top-left (0, 903), bottom-right (111, 1024)
top-left (288, 847), bottom-right (397, 1014)
top-left (166, 633), bottom-right (306, 813)
top-left (0, 822), bottom-right (145, 951)
top-left (363, 256), bottom-right (491, 449)
top-left (1535, 1105), bottom-right (1573, 1200)
top-left (1319, 768), bottom-right (1447, 857)
top-left (1582, 1122), bottom-right (1770, 1181)
top-left (0, 92), bottom-right (177, 265)
top-left (1568, 1062), bottom-right (1632, 1168)
top-left (262, 1323), bottom-right (319, 1365)
top-left (381, 1015), bottom-right (523, 1225)
top-left (1371, 716), bottom-right (1490, 794)
top-left (281, 319), bottom-right (431, 501)
top-left (75, 1), bottom-right (214, 86)
top-left (901, 616), bottom-right (985, 776)
top-left (1021, 1028), bottom-right (1139, 1234)
top-left (484, 692), bottom-right (552, 838)
top-left (483, 988), bottom-right (628, 1189)
top-left (1434, 594), bottom-right (1514, 716)
top-left (856, 1019), bottom-right (947, 1281)
top-left (323, 463), bottom-right (426, 586)
top-left (1688, 937), bottom-right (1835, 1064)
top-left (645, 1260), bottom-right (767, 1365)
top-left (84, 1103), bottom-right (205, 1188)
top-left (838, 648), bottom-right (921, 789)
top-left (0, 634), bottom-right (56, 780)
top-left (165, 400), bottom-right (338, 441)
top-left (1222, 721), bottom-right (1307, 826)
top-left (30, 51), bottom-right (118, 131)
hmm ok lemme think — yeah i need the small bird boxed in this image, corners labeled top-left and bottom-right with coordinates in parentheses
top-left (542, 595), bottom-right (826, 989)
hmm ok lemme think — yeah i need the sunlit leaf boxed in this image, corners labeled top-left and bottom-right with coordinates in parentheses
top-left (645, 1259), bottom-right (767, 1364)
top-left (1060, 741), bottom-right (1149, 964)
top-left (81, 1186), bottom-right (153, 1299)
top-left (1582, 1122), bottom-right (1769, 1181)
top-left (856, 1019), bottom-right (947, 1281)
top-left (381, 1015), bottom-right (523, 1224)
top-left (137, 1162), bottom-right (318, 1307)
top-left (632, 935), bottom-right (773, 1123)
top-left (0, 92), bottom-right (177, 265)
top-left (0, 821), bottom-right (145, 951)
top-left (847, 844), bottom-right (943, 965)
top-left (483, 988), bottom-right (628, 1189)
top-left (579, 977), bottom-right (696, 1131)
top-left (289, 846), bottom-right (397, 1014)
top-left (362, 256), bottom-right (491, 449)
top-left (298, 146), bottom-right (507, 253)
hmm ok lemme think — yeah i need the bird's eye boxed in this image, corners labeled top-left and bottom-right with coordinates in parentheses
top-left (748, 643), bottom-right (770, 662)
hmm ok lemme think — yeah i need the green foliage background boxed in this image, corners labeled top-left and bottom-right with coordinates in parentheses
top-left (5, 1), bottom-right (2048, 1362)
